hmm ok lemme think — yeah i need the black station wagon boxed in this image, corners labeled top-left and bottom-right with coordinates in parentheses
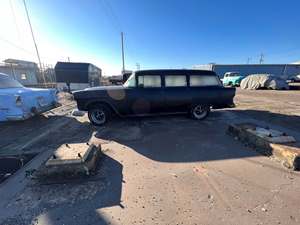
top-left (73, 69), bottom-right (235, 126)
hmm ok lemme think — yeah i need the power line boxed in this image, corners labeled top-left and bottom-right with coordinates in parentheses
top-left (0, 36), bottom-right (35, 55)
top-left (100, 0), bottom-right (130, 73)
top-left (101, 0), bottom-right (122, 32)
top-left (259, 53), bottom-right (264, 64)
top-left (246, 46), bottom-right (300, 64)
top-left (22, 0), bottom-right (46, 84)
top-left (9, 0), bottom-right (22, 44)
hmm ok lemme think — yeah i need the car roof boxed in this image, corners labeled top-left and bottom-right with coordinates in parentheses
top-left (225, 71), bottom-right (239, 74)
top-left (135, 69), bottom-right (216, 76)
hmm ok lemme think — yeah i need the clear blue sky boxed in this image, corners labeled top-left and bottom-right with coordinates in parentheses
top-left (14, 0), bottom-right (300, 73)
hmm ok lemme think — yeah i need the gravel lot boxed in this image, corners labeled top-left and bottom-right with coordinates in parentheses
top-left (234, 88), bottom-right (300, 132)
top-left (0, 89), bottom-right (300, 225)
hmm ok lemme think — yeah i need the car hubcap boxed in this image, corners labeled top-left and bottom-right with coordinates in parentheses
top-left (91, 109), bottom-right (106, 124)
top-left (193, 105), bottom-right (207, 119)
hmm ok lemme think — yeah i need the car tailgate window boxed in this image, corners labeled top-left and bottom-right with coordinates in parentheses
top-left (190, 75), bottom-right (221, 86)
top-left (165, 75), bottom-right (187, 87)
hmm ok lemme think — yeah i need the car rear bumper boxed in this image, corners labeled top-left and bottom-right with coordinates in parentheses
top-left (1, 102), bottom-right (58, 122)
top-left (212, 103), bottom-right (235, 109)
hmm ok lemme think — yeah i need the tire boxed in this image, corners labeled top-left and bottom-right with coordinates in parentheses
top-left (190, 104), bottom-right (210, 120)
top-left (88, 104), bottom-right (111, 126)
top-left (228, 82), bottom-right (233, 87)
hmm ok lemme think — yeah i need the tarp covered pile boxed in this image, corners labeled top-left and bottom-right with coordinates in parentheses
top-left (240, 74), bottom-right (289, 90)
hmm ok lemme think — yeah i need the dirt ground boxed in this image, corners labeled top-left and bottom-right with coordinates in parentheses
top-left (234, 89), bottom-right (300, 132)
top-left (0, 89), bottom-right (300, 225)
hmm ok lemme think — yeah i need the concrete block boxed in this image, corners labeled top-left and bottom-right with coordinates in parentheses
top-left (246, 128), bottom-right (296, 143)
top-left (46, 143), bottom-right (95, 166)
top-left (228, 123), bottom-right (300, 170)
top-left (35, 143), bottom-right (102, 181)
top-left (71, 109), bottom-right (85, 117)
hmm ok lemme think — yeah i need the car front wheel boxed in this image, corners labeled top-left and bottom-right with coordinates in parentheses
top-left (191, 105), bottom-right (210, 120)
top-left (88, 104), bottom-right (111, 126)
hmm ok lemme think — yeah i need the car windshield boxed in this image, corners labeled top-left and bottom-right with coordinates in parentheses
top-left (123, 73), bottom-right (136, 87)
top-left (0, 76), bottom-right (24, 88)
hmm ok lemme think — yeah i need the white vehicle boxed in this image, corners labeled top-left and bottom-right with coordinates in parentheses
top-left (287, 74), bottom-right (300, 83)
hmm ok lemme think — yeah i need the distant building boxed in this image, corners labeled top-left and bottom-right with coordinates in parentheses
top-left (193, 63), bottom-right (300, 79)
top-left (0, 59), bottom-right (39, 86)
top-left (55, 62), bottom-right (102, 91)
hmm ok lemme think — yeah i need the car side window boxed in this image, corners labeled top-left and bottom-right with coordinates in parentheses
top-left (190, 75), bottom-right (221, 86)
top-left (165, 75), bottom-right (187, 87)
top-left (138, 75), bottom-right (161, 88)
top-left (123, 74), bottom-right (136, 87)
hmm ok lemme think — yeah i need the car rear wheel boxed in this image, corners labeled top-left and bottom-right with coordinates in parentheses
top-left (88, 104), bottom-right (111, 126)
top-left (191, 105), bottom-right (210, 120)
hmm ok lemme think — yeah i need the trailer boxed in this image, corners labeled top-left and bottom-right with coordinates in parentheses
top-left (55, 62), bottom-right (101, 91)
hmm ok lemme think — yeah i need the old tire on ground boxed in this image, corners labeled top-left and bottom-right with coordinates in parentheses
top-left (190, 104), bottom-right (210, 120)
top-left (88, 104), bottom-right (111, 126)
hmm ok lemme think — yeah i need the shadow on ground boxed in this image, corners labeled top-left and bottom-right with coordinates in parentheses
top-left (94, 109), bottom-right (300, 163)
top-left (2, 108), bottom-right (299, 225)
top-left (232, 109), bottom-right (300, 133)
top-left (1, 115), bottom-right (123, 225)
top-left (29, 154), bottom-right (123, 225)
top-left (94, 112), bottom-right (260, 163)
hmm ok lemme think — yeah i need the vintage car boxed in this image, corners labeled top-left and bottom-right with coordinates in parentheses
top-left (0, 73), bottom-right (59, 121)
top-left (222, 72), bottom-right (245, 87)
top-left (73, 69), bottom-right (236, 126)
top-left (287, 74), bottom-right (300, 83)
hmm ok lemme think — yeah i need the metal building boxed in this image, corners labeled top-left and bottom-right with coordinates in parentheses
top-left (55, 62), bottom-right (102, 91)
top-left (193, 63), bottom-right (300, 79)
top-left (0, 59), bottom-right (39, 86)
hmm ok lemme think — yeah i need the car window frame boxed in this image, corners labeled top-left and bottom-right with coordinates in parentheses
top-left (123, 73), bottom-right (137, 88)
top-left (136, 74), bottom-right (162, 88)
top-left (188, 75), bottom-right (222, 87)
top-left (164, 74), bottom-right (188, 88)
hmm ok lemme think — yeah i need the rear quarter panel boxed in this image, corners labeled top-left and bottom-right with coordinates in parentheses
top-left (0, 88), bottom-right (58, 121)
top-left (190, 86), bottom-right (235, 108)
top-left (0, 93), bottom-right (23, 121)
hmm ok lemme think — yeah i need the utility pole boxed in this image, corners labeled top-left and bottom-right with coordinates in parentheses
top-left (121, 32), bottom-right (125, 74)
top-left (247, 57), bottom-right (251, 64)
top-left (259, 53), bottom-right (264, 64)
top-left (23, 0), bottom-right (46, 84)
top-left (136, 63), bottom-right (140, 70)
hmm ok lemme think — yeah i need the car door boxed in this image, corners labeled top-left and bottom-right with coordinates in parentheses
top-left (163, 74), bottom-right (190, 113)
top-left (128, 74), bottom-right (164, 115)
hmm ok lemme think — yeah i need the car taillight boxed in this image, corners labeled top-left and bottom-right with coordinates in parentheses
top-left (15, 95), bottom-right (22, 106)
